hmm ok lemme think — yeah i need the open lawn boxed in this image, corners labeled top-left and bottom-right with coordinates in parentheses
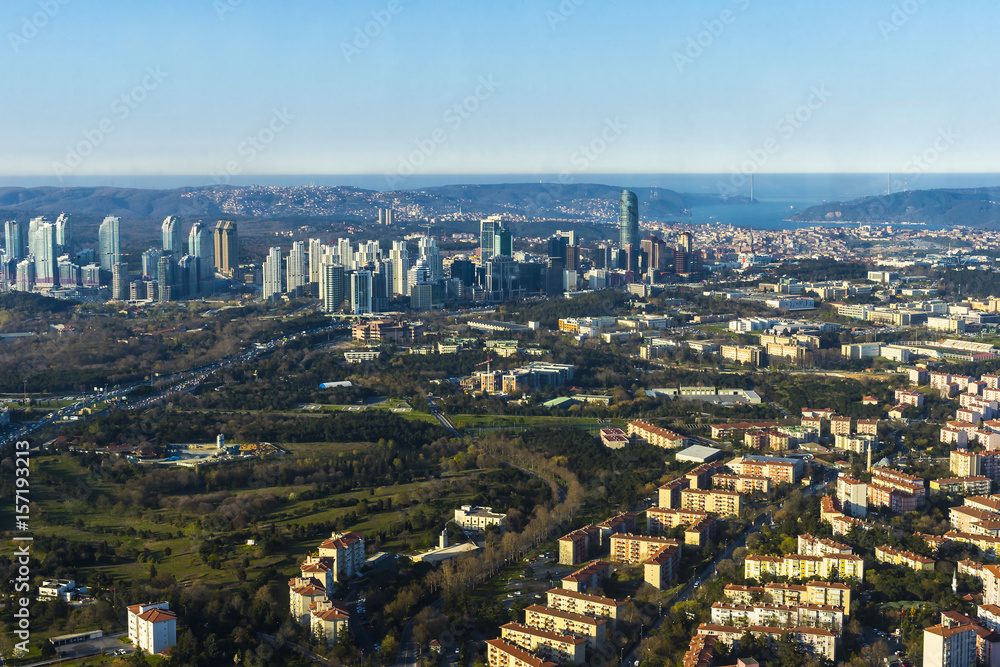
top-left (450, 414), bottom-right (627, 433)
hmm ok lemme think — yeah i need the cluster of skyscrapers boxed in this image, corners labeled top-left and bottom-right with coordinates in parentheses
top-left (1, 214), bottom-right (239, 302)
top-left (1, 190), bottom-right (699, 308)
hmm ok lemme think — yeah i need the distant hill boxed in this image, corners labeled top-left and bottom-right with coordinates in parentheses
top-left (0, 183), bottom-right (748, 221)
top-left (787, 187), bottom-right (1000, 228)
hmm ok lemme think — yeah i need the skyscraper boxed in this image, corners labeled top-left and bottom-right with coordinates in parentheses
top-left (31, 220), bottom-right (58, 290)
top-left (4, 220), bottom-right (24, 260)
top-left (494, 223), bottom-right (513, 257)
top-left (187, 221), bottom-right (213, 292)
top-left (418, 235), bottom-right (442, 280)
top-left (112, 262), bottom-right (129, 301)
top-left (213, 220), bottom-right (238, 278)
top-left (619, 189), bottom-right (639, 248)
top-left (390, 240), bottom-right (409, 296)
top-left (308, 238), bottom-right (324, 288)
top-left (98, 216), bottom-right (121, 275)
top-left (157, 254), bottom-right (175, 302)
top-left (162, 216), bottom-right (182, 254)
top-left (480, 216), bottom-right (501, 261)
top-left (350, 270), bottom-right (373, 315)
top-left (286, 241), bottom-right (307, 296)
top-left (262, 246), bottom-right (282, 300)
top-left (320, 262), bottom-right (345, 313)
top-left (55, 214), bottom-right (70, 252)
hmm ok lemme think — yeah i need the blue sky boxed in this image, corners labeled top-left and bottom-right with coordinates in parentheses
top-left (1, 0), bottom-right (996, 181)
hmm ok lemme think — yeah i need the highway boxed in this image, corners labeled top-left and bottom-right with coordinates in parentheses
top-left (0, 324), bottom-right (346, 452)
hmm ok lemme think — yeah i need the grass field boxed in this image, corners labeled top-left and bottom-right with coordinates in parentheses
top-left (449, 414), bottom-right (627, 433)
top-left (23, 446), bottom-right (489, 592)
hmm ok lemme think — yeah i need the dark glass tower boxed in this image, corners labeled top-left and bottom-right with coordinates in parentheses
top-left (618, 190), bottom-right (638, 248)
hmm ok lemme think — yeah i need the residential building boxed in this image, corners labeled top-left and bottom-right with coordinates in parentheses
top-left (500, 623), bottom-right (587, 666)
top-left (626, 420), bottom-right (688, 449)
top-left (837, 475), bottom-right (868, 518)
top-left (127, 602), bottom-right (177, 655)
top-left (729, 455), bottom-right (804, 484)
top-left (310, 600), bottom-right (350, 646)
top-left (712, 474), bottom-right (772, 495)
top-left (923, 622), bottom-right (977, 667)
top-left (486, 639), bottom-right (559, 667)
top-left (744, 554), bottom-right (864, 581)
top-left (797, 534), bottom-right (853, 557)
top-left (596, 513), bottom-right (637, 546)
top-left (561, 561), bottom-right (610, 594)
top-left (316, 531), bottom-right (365, 581)
top-left (558, 526), bottom-right (600, 566)
top-left (721, 345), bottom-right (764, 366)
top-left (680, 488), bottom-right (744, 516)
top-left (213, 220), bottom-right (238, 278)
top-left (546, 588), bottom-right (628, 625)
top-left (875, 546), bottom-right (935, 572)
top-left (931, 477), bottom-right (992, 496)
top-left (524, 604), bottom-right (607, 650)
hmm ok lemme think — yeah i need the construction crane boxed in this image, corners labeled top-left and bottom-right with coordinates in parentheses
top-left (474, 356), bottom-right (493, 375)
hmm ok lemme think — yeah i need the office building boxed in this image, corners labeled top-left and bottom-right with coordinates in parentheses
top-left (213, 220), bottom-right (238, 278)
top-left (619, 189), bottom-right (639, 248)
top-left (480, 215), bottom-right (502, 261)
top-left (418, 235), bottom-right (442, 280)
top-left (111, 262), bottom-right (129, 301)
top-left (187, 221), bottom-right (213, 293)
top-left (157, 254), bottom-right (175, 302)
top-left (484, 254), bottom-right (517, 303)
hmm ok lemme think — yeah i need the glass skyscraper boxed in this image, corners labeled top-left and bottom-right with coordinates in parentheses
top-left (619, 189), bottom-right (638, 248)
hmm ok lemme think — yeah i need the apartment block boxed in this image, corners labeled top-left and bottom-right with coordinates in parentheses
top-left (726, 582), bottom-right (852, 615)
top-left (797, 534), bottom-right (853, 557)
top-left (744, 554), bottom-right (864, 581)
top-left (729, 455), bottom-right (803, 484)
top-left (644, 542), bottom-right (683, 589)
top-left (486, 639), bottom-right (559, 667)
top-left (127, 602), bottom-right (177, 656)
top-left (626, 420), bottom-right (688, 449)
top-left (875, 546), bottom-right (935, 572)
top-left (609, 534), bottom-right (678, 565)
top-left (545, 588), bottom-right (628, 625)
top-left (658, 478), bottom-right (689, 509)
top-left (310, 600), bottom-right (350, 647)
top-left (710, 602), bottom-right (844, 634)
top-left (923, 622), bottom-right (977, 667)
top-left (857, 419), bottom-right (880, 436)
top-left (830, 416), bottom-right (852, 436)
top-left (596, 512), bottom-right (636, 546)
top-left (696, 624), bottom-right (837, 661)
top-left (288, 577), bottom-right (327, 626)
top-left (712, 474), bottom-right (772, 495)
top-left (680, 488), bottom-right (744, 516)
top-left (686, 461), bottom-right (728, 489)
top-left (721, 344), bottom-right (764, 366)
top-left (317, 531), bottom-right (366, 581)
top-left (558, 526), bottom-right (600, 566)
top-left (836, 475), bottom-right (868, 518)
top-left (561, 561), bottom-right (610, 594)
top-left (647, 507), bottom-right (711, 534)
top-left (500, 623), bottom-right (587, 666)
top-left (523, 604), bottom-right (608, 650)
top-left (931, 477), bottom-right (992, 496)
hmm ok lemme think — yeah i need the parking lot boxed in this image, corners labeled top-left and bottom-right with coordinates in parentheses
top-left (55, 633), bottom-right (132, 660)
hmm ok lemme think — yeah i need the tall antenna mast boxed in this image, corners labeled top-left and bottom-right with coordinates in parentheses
top-left (750, 173), bottom-right (754, 203)
top-left (887, 173), bottom-right (891, 196)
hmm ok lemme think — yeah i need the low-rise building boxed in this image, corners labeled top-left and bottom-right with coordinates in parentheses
top-left (455, 505), bottom-right (507, 535)
top-left (875, 546), bottom-right (935, 572)
top-left (626, 420), bottom-right (688, 449)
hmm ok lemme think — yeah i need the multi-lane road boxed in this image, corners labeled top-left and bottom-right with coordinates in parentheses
top-left (0, 324), bottom-right (347, 452)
